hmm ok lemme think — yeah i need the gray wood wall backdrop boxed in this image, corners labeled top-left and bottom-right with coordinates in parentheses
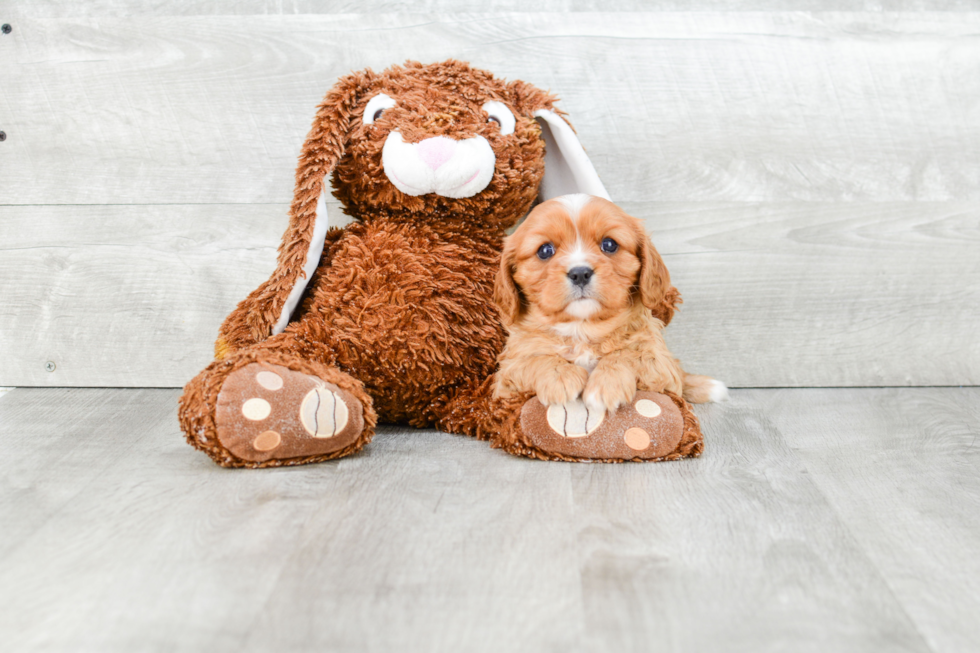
top-left (1, 2), bottom-right (978, 388)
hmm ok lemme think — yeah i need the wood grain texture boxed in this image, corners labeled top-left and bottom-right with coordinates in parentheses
top-left (571, 391), bottom-right (934, 653)
top-left (2, 12), bottom-right (980, 204)
top-left (2, 202), bottom-right (977, 387)
top-left (0, 204), bottom-right (284, 387)
top-left (759, 387), bottom-right (980, 653)
top-left (647, 201), bottom-right (980, 388)
top-left (4, 387), bottom-right (977, 651)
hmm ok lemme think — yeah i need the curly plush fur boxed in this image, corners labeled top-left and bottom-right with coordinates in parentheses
top-left (178, 60), bottom-right (693, 467)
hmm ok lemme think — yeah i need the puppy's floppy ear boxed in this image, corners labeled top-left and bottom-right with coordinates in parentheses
top-left (493, 236), bottom-right (524, 327)
top-left (232, 71), bottom-right (369, 339)
top-left (654, 285), bottom-right (682, 327)
top-left (634, 219), bottom-right (677, 324)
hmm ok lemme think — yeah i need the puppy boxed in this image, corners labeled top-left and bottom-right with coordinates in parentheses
top-left (493, 194), bottom-right (726, 414)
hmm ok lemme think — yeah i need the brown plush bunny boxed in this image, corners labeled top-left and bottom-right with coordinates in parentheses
top-left (178, 60), bottom-right (702, 467)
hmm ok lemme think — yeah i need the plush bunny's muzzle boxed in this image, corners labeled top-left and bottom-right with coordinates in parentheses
top-left (382, 131), bottom-right (496, 199)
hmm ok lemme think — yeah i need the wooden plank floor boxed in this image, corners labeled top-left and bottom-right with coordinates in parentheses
top-left (1, 388), bottom-right (977, 652)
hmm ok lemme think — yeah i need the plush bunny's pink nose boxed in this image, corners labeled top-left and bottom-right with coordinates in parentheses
top-left (416, 136), bottom-right (457, 170)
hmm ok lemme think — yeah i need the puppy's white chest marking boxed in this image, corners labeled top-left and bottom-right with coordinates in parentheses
top-left (551, 321), bottom-right (599, 371)
top-left (556, 337), bottom-right (599, 372)
top-left (552, 321), bottom-right (587, 340)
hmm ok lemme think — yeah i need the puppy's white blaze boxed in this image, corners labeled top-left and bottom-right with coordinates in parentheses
top-left (565, 298), bottom-right (601, 319)
top-left (564, 240), bottom-right (590, 270)
top-left (382, 131), bottom-right (495, 198)
top-left (557, 193), bottom-right (593, 222)
top-left (709, 380), bottom-right (730, 402)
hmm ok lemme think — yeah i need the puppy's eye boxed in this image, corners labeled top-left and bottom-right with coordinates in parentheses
top-left (481, 101), bottom-right (516, 136)
top-left (537, 243), bottom-right (555, 260)
top-left (363, 93), bottom-right (396, 125)
top-left (601, 238), bottom-right (619, 254)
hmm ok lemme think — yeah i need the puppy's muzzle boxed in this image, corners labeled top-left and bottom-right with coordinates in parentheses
top-left (567, 266), bottom-right (594, 288)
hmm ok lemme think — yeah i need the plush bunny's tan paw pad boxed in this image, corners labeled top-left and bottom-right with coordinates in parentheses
top-left (520, 391), bottom-right (686, 461)
top-left (545, 400), bottom-right (606, 438)
top-left (215, 363), bottom-right (363, 463)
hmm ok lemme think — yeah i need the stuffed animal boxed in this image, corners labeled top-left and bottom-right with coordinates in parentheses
top-left (178, 60), bottom-right (703, 467)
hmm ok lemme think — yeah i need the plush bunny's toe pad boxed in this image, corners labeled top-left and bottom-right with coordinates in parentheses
top-left (519, 391), bottom-right (700, 462)
top-left (215, 363), bottom-right (364, 463)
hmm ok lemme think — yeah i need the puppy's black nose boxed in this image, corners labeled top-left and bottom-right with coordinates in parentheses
top-left (567, 266), bottom-right (594, 287)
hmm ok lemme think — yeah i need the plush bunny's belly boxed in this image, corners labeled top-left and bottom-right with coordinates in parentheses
top-left (295, 221), bottom-right (505, 424)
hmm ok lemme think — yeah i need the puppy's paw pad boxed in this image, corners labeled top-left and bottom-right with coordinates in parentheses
top-left (215, 363), bottom-right (364, 463)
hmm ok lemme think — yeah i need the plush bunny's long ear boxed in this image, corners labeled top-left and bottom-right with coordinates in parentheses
top-left (263, 73), bottom-right (366, 335)
top-left (216, 71), bottom-right (371, 352)
top-left (533, 110), bottom-right (610, 202)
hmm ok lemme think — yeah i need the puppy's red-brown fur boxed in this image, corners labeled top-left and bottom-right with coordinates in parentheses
top-left (494, 195), bottom-right (724, 413)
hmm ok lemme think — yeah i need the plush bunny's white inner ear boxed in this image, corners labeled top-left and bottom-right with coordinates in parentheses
top-left (272, 189), bottom-right (330, 334)
top-left (533, 109), bottom-right (610, 202)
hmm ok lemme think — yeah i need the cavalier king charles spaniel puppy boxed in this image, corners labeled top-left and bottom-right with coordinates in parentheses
top-left (493, 194), bottom-right (726, 414)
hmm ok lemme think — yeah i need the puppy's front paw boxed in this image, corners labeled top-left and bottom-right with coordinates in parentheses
top-left (584, 366), bottom-right (637, 414)
top-left (536, 364), bottom-right (589, 406)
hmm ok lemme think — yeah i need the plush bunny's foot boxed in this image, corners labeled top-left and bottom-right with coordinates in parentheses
top-left (214, 363), bottom-right (365, 464)
top-left (517, 391), bottom-right (702, 462)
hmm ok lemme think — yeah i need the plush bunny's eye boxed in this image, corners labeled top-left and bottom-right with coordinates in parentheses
top-left (601, 238), bottom-right (619, 254)
top-left (537, 243), bottom-right (555, 260)
top-left (481, 101), bottom-right (516, 136)
top-left (363, 93), bottom-right (396, 125)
